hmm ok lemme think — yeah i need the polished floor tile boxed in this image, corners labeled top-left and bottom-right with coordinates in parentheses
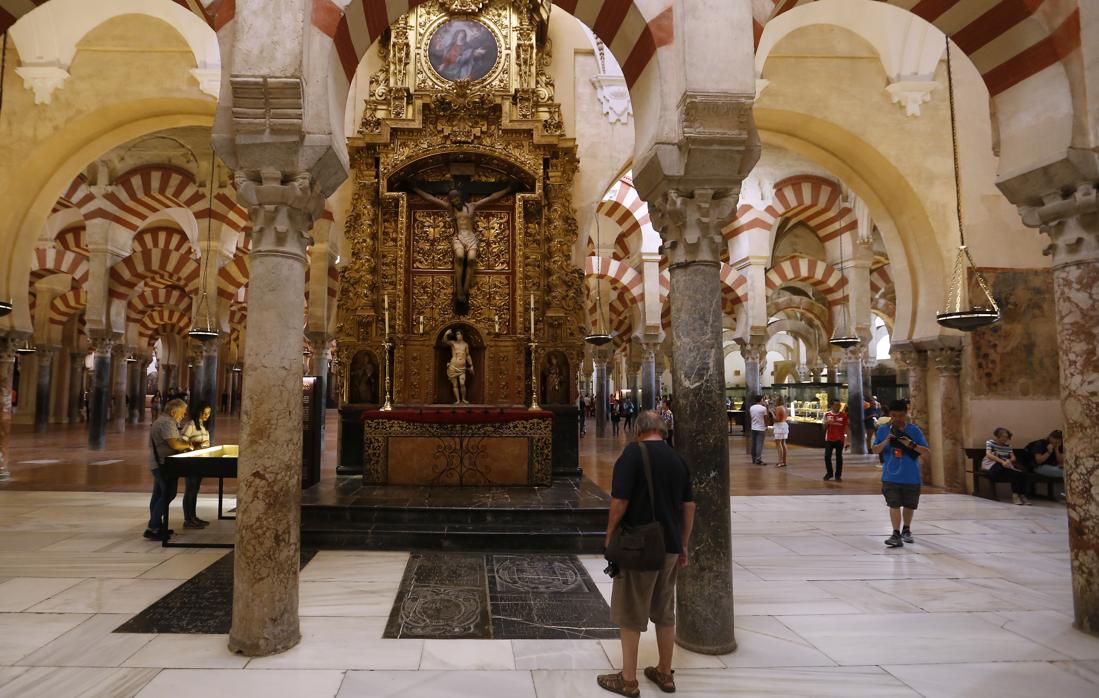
top-left (27, 578), bottom-right (182, 614)
top-left (337, 670), bottom-right (536, 698)
top-left (122, 634), bottom-right (248, 669)
top-left (885, 661), bottom-right (1098, 698)
top-left (18, 614), bottom-right (153, 667)
top-left (511, 640), bottom-right (611, 670)
top-left (720, 615), bottom-right (837, 668)
top-left (246, 617), bottom-right (423, 671)
top-left (0, 577), bottom-right (86, 612)
top-left (0, 612), bottom-right (90, 664)
top-left (419, 639), bottom-right (516, 671)
top-left (135, 668), bottom-right (346, 698)
top-left (0, 666), bottom-right (159, 698)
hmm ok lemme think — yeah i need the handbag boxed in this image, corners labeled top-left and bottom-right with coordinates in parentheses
top-left (606, 442), bottom-right (667, 571)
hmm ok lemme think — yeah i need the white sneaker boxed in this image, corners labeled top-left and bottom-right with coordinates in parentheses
top-left (1012, 494), bottom-right (1024, 505)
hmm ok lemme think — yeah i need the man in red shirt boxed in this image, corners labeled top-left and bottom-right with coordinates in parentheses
top-left (823, 399), bottom-right (848, 482)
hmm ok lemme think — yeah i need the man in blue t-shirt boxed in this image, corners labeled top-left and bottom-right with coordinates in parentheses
top-left (871, 399), bottom-right (930, 548)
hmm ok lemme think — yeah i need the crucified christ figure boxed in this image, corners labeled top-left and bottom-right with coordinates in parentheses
top-left (405, 178), bottom-right (518, 311)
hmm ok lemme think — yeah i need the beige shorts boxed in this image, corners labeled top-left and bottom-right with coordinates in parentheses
top-left (610, 554), bottom-right (680, 632)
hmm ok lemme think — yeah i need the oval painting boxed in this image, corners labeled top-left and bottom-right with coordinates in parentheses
top-left (427, 19), bottom-right (499, 83)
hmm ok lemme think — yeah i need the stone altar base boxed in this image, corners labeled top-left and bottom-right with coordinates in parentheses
top-left (299, 476), bottom-right (609, 553)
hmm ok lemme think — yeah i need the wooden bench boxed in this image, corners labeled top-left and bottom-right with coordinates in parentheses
top-left (964, 447), bottom-right (1061, 501)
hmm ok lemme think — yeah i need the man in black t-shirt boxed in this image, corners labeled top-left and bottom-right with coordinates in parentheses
top-left (598, 411), bottom-right (696, 697)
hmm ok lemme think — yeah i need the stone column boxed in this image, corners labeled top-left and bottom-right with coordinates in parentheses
top-left (67, 352), bottom-right (83, 424)
top-left (307, 332), bottom-right (332, 423)
top-left (639, 343), bottom-right (657, 410)
top-left (87, 336), bottom-right (113, 450)
top-left (593, 349), bottom-right (609, 437)
top-left (227, 171), bottom-right (325, 657)
top-left (138, 358), bottom-right (151, 422)
top-left (189, 342), bottom-right (220, 437)
top-left (0, 337), bottom-right (15, 481)
top-left (739, 340), bottom-right (765, 452)
top-left (109, 345), bottom-right (127, 434)
top-left (1019, 189), bottom-right (1099, 634)
top-left (845, 345), bottom-right (867, 455)
top-left (126, 357), bottom-right (142, 424)
top-left (931, 346), bottom-right (963, 492)
top-left (894, 347), bottom-right (930, 481)
top-left (34, 347), bottom-right (56, 433)
top-left (650, 189), bottom-right (738, 654)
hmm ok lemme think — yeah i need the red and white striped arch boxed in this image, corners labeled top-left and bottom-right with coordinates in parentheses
top-left (870, 263), bottom-right (894, 298)
top-left (55, 226), bottom-right (89, 256)
top-left (583, 256), bottom-right (644, 307)
top-left (127, 286), bottom-right (194, 325)
top-left (47, 288), bottom-right (87, 327)
top-left (765, 255), bottom-right (847, 306)
top-left (109, 227), bottom-right (200, 301)
top-left (217, 250), bottom-right (250, 301)
top-left (597, 175), bottom-right (651, 261)
top-left (719, 263), bottom-right (748, 314)
top-left (195, 189), bottom-right (251, 234)
top-left (755, 0), bottom-right (1081, 98)
top-left (30, 247), bottom-right (89, 287)
top-left (138, 307), bottom-right (192, 346)
top-left (724, 175), bottom-right (857, 255)
top-left (85, 166), bottom-right (205, 233)
top-left (52, 175), bottom-right (95, 215)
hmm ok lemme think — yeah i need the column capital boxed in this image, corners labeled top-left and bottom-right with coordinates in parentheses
top-left (930, 346), bottom-right (962, 376)
top-left (1018, 183), bottom-right (1099, 269)
top-left (892, 347), bottom-right (927, 371)
top-left (592, 348), bottom-right (611, 367)
top-left (235, 170), bottom-right (327, 262)
top-left (738, 339), bottom-right (767, 365)
top-left (0, 336), bottom-right (17, 364)
top-left (650, 189), bottom-right (738, 267)
top-left (88, 335), bottom-right (115, 356)
top-left (843, 343), bottom-right (868, 364)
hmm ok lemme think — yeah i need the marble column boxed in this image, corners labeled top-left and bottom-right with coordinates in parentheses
top-left (650, 189), bottom-right (738, 654)
top-left (189, 342), bottom-right (220, 437)
top-left (308, 332), bottom-right (331, 424)
top-left (593, 349), bottom-right (609, 438)
top-left (0, 337), bottom-right (16, 481)
top-left (845, 346), bottom-right (867, 455)
top-left (87, 336), bottom-right (113, 450)
top-left (931, 347), bottom-right (963, 492)
top-left (739, 340), bottom-right (765, 452)
top-left (894, 347), bottom-right (930, 481)
top-left (67, 352), bottom-right (83, 424)
top-left (138, 359), bottom-right (150, 422)
top-left (1021, 192), bottom-right (1099, 634)
top-left (639, 344), bottom-right (657, 410)
top-left (109, 345), bottom-right (127, 434)
top-left (227, 171), bottom-right (325, 657)
top-left (34, 347), bottom-right (56, 433)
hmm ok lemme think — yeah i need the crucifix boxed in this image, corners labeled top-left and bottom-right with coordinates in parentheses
top-left (402, 174), bottom-right (518, 314)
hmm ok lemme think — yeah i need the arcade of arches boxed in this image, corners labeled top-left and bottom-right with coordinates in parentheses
top-left (1, 0), bottom-right (1099, 694)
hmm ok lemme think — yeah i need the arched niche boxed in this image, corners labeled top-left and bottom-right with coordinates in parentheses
top-left (348, 350), bottom-right (380, 405)
top-left (540, 350), bottom-right (571, 406)
top-left (434, 322), bottom-right (485, 405)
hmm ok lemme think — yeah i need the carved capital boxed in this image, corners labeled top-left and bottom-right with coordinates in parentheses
top-left (885, 80), bottom-right (936, 117)
top-left (235, 170), bottom-right (326, 262)
top-left (16, 65), bottom-right (70, 105)
top-left (893, 348), bottom-right (927, 372)
top-left (843, 343), bottom-right (868, 364)
top-left (1019, 184), bottom-right (1099, 269)
top-left (739, 340), bottom-right (767, 366)
top-left (89, 335), bottom-right (115, 357)
top-left (650, 189), bottom-right (738, 266)
top-left (640, 342), bottom-right (659, 364)
top-left (0, 336), bottom-right (17, 364)
top-left (590, 74), bottom-right (632, 125)
top-left (931, 347), bottom-right (962, 376)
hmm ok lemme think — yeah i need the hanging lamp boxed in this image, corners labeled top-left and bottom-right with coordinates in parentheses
top-left (584, 213), bottom-right (614, 347)
top-left (14, 337), bottom-right (35, 355)
top-left (0, 300), bottom-right (11, 318)
top-left (188, 150), bottom-right (221, 341)
top-left (937, 34), bottom-right (1000, 331)
top-left (829, 232), bottom-right (861, 349)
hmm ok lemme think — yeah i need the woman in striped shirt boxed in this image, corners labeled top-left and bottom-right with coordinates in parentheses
top-left (981, 427), bottom-right (1029, 505)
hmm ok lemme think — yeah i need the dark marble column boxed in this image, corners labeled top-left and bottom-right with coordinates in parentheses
top-left (0, 338), bottom-right (15, 481)
top-left (87, 336), bottom-right (113, 450)
top-left (137, 359), bottom-right (150, 422)
top-left (228, 171), bottom-right (325, 657)
top-left (34, 347), bottom-right (56, 433)
top-left (126, 357), bottom-right (142, 424)
top-left (650, 189), bottom-right (738, 655)
top-left (593, 349), bottom-right (609, 438)
top-left (640, 343), bottom-right (657, 410)
top-left (189, 342), bottom-right (220, 437)
top-left (739, 340), bottom-right (765, 452)
top-left (67, 352), bottom-right (83, 424)
top-left (845, 346), bottom-right (867, 455)
top-left (109, 345), bottom-right (127, 434)
top-left (931, 346), bottom-right (963, 492)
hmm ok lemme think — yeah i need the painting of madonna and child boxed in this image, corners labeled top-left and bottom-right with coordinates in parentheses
top-left (428, 19), bottom-right (500, 82)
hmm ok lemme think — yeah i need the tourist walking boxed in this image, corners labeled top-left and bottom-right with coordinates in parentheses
top-left (598, 410), bottom-right (696, 697)
top-left (659, 401), bottom-right (674, 448)
top-left (181, 404), bottom-right (213, 528)
top-left (749, 395), bottom-right (768, 465)
top-left (864, 396), bottom-right (882, 452)
top-left (822, 399), bottom-right (848, 481)
top-left (623, 400), bottom-right (636, 434)
top-left (611, 401), bottom-right (622, 436)
top-left (872, 399), bottom-right (930, 547)
top-left (772, 395), bottom-right (789, 467)
top-left (982, 427), bottom-right (1030, 505)
top-left (145, 399), bottom-right (192, 541)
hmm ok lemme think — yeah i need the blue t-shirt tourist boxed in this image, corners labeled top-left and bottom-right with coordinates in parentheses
top-left (874, 423), bottom-right (928, 485)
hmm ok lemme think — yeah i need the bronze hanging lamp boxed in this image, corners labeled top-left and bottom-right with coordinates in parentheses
top-left (188, 151), bottom-right (221, 341)
top-left (584, 212), bottom-right (614, 347)
top-left (829, 232), bottom-right (861, 349)
top-left (937, 34), bottom-right (1000, 331)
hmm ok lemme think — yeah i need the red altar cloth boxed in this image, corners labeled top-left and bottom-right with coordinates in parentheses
top-left (361, 407), bottom-right (553, 425)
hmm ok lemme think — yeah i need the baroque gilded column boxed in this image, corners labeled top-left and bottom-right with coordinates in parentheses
top-left (650, 188), bottom-right (739, 654)
top-left (34, 346), bottom-right (57, 433)
top-left (931, 346), bottom-right (963, 492)
top-left (87, 335), bottom-right (113, 450)
top-left (227, 170), bottom-right (325, 657)
top-left (593, 348), bottom-right (610, 438)
top-left (0, 336), bottom-right (16, 481)
top-left (1020, 185), bottom-right (1099, 634)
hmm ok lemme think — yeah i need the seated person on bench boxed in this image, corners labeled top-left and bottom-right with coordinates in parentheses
top-left (1026, 430), bottom-right (1065, 480)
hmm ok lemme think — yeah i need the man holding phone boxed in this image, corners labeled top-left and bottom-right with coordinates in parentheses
top-left (872, 399), bottom-right (930, 548)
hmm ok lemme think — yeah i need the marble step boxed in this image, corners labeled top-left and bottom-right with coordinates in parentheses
top-left (300, 521), bottom-right (604, 553)
top-left (300, 504), bottom-right (608, 528)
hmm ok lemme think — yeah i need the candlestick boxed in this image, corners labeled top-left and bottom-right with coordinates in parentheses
top-left (418, 315), bottom-right (424, 334)
top-left (384, 294), bottom-right (389, 336)
top-left (493, 313), bottom-right (500, 334)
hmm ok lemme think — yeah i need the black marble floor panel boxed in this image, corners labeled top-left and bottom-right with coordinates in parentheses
top-left (115, 549), bottom-right (318, 634)
top-left (384, 552), bottom-right (617, 640)
top-left (302, 476), bottom-right (610, 509)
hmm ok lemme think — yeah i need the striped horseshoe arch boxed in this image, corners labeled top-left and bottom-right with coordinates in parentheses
top-left (84, 166), bottom-right (206, 233)
top-left (127, 286), bottom-right (194, 325)
top-left (108, 227), bottom-right (200, 301)
top-left (765, 255), bottom-right (847, 306)
top-left (754, 0), bottom-right (1081, 98)
top-left (597, 175), bottom-right (651, 261)
top-left (724, 175), bottom-right (856, 256)
top-left (138, 307), bottom-right (192, 346)
top-left (30, 247), bottom-right (89, 287)
top-left (47, 288), bottom-right (88, 327)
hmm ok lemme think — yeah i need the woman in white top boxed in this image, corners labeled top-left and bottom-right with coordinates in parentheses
top-left (772, 396), bottom-right (789, 468)
top-left (180, 405), bottom-right (212, 528)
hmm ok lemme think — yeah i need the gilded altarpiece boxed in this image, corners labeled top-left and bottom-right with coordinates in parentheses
top-left (337, 0), bottom-right (584, 414)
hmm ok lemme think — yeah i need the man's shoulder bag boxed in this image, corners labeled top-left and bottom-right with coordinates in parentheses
top-left (606, 442), bottom-right (667, 571)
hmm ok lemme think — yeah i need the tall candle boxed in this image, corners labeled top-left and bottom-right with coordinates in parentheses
top-left (384, 294), bottom-right (389, 336)
top-left (419, 315), bottom-right (424, 334)
top-left (494, 313), bottom-right (500, 334)
top-left (529, 294), bottom-right (535, 339)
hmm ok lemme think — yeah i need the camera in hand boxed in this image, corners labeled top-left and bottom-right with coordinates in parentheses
top-left (603, 561), bottom-right (621, 579)
top-left (890, 425), bottom-right (920, 458)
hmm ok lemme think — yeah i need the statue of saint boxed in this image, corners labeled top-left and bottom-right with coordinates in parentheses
top-left (443, 329), bottom-right (474, 404)
top-left (405, 179), bottom-right (517, 311)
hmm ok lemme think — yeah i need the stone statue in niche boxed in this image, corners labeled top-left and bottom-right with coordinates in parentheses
top-left (541, 351), bottom-right (570, 405)
top-left (404, 177), bottom-right (518, 314)
top-left (443, 329), bottom-right (474, 404)
top-left (349, 351), bottom-right (379, 404)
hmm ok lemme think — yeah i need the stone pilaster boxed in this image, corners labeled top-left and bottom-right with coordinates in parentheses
top-left (34, 346), bottom-right (57, 433)
top-left (931, 346), bottom-right (963, 492)
top-left (640, 342), bottom-right (658, 410)
top-left (0, 337), bottom-right (16, 480)
top-left (228, 170), bottom-right (325, 657)
top-left (650, 188), bottom-right (738, 655)
top-left (87, 336), bottom-right (113, 450)
top-left (67, 352), bottom-right (84, 424)
top-left (893, 347), bottom-right (930, 481)
top-left (1019, 184), bottom-right (1099, 635)
top-left (844, 345), bottom-right (867, 455)
top-left (592, 349), bottom-right (610, 438)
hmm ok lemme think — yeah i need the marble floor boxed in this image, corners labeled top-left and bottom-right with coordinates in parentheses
top-left (0, 489), bottom-right (1093, 697)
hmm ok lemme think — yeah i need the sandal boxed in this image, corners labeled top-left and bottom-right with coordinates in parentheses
top-left (644, 666), bottom-right (676, 693)
top-left (597, 672), bottom-right (640, 697)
